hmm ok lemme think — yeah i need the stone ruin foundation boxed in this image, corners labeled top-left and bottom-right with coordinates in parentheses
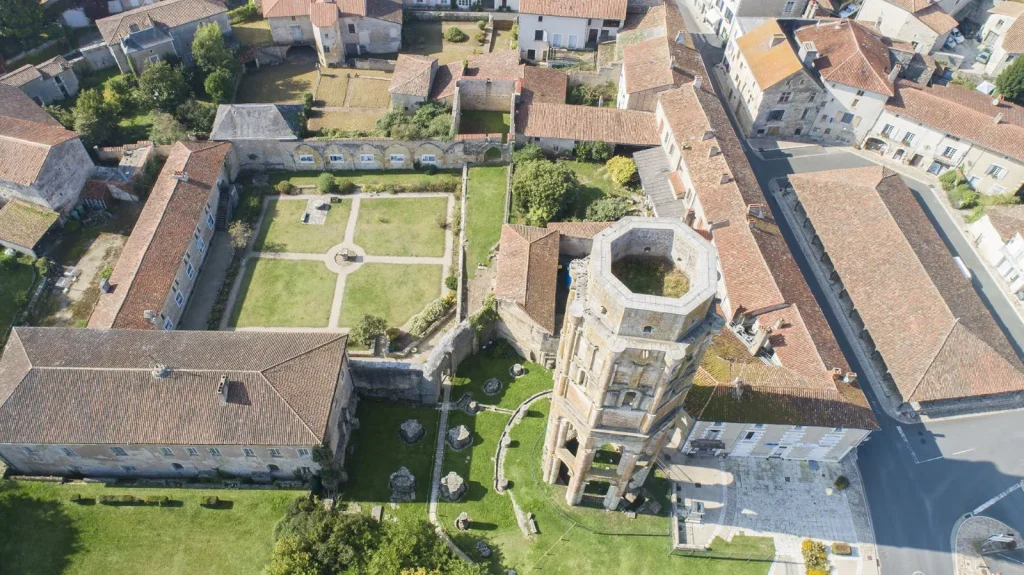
top-left (389, 466), bottom-right (416, 502)
top-left (398, 419), bottom-right (425, 444)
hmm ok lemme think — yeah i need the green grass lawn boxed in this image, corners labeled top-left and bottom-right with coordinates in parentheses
top-left (0, 260), bottom-right (37, 344)
top-left (403, 21), bottom-right (489, 65)
top-left (338, 263), bottom-right (441, 329)
top-left (268, 170), bottom-right (461, 189)
top-left (452, 344), bottom-right (553, 410)
top-left (0, 480), bottom-right (298, 575)
top-left (254, 198), bottom-right (350, 253)
top-left (338, 399), bottom-right (440, 521)
top-left (236, 63), bottom-right (319, 103)
top-left (233, 19), bottom-right (273, 47)
top-left (460, 111), bottom-right (510, 142)
top-left (465, 166), bottom-right (507, 278)
top-left (354, 197), bottom-right (448, 257)
top-left (230, 259), bottom-right (336, 328)
top-left (561, 160), bottom-right (628, 221)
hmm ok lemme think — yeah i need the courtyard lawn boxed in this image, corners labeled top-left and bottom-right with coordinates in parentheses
top-left (229, 259), bottom-right (336, 328)
top-left (404, 21), bottom-right (489, 65)
top-left (561, 160), bottom-right (628, 220)
top-left (233, 19), bottom-right (273, 47)
top-left (236, 63), bottom-right (319, 103)
top-left (354, 197), bottom-right (449, 257)
top-left (459, 111), bottom-right (510, 141)
top-left (254, 197), bottom-right (350, 253)
top-left (0, 480), bottom-right (297, 575)
top-left (313, 72), bottom-right (350, 107)
top-left (0, 261), bottom-right (37, 343)
top-left (466, 166), bottom-right (507, 277)
top-left (344, 77), bottom-right (392, 108)
top-left (451, 344), bottom-right (552, 410)
top-left (338, 263), bottom-right (441, 329)
top-left (307, 110), bottom-right (384, 134)
top-left (339, 399), bottom-right (439, 521)
top-left (268, 169), bottom-right (461, 190)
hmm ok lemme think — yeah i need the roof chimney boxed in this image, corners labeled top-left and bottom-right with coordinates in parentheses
top-left (720, 173), bottom-right (733, 184)
top-left (218, 375), bottom-right (230, 405)
top-left (172, 170), bottom-right (189, 182)
top-left (143, 309), bottom-right (157, 324)
top-left (708, 146), bottom-right (720, 157)
top-left (994, 112), bottom-right (1004, 125)
top-left (746, 326), bottom-right (771, 355)
top-left (694, 76), bottom-right (704, 91)
top-left (708, 218), bottom-right (731, 231)
top-left (888, 63), bottom-right (901, 83)
top-left (799, 41), bottom-right (818, 66)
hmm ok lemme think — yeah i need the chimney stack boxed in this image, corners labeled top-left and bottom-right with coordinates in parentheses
top-left (746, 326), bottom-right (771, 355)
top-left (769, 33), bottom-right (786, 48)
top-left (172, 170), bottom-right (189, 182)
top-left (218, 375), bottom-right (230, 405)
top-left (799, 41), bottom-right (818, 66)
top-left (994, 112), bottom-right (1004, 125)
top-left (694, 75), bottom-right (703, 90)
top-left (731, 378), bottom-right (745, 402)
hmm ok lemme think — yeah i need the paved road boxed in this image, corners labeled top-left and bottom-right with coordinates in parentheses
top-left (671, 1), bottom-right (1024, 573)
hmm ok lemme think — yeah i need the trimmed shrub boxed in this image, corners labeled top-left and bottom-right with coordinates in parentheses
top-left (201, 496), bottom-right (220, 507)
top-left (99, 494), bottom-right (137, 505)
top-left (832, 542), bottom-right (852, 556)
top-left (476, 20), bottom-right (487, 30)
top-left (606, 156), bottom-right (638, 186)
top-left (938, 169), bottom-right (961, 192)
top-left (444, 27), bottom-right (468, 43)
top-left (833, 475), bottom-right (850, 491)
top-left (409, 293), bottom-right (456, 336)
top-left (445, 274), bottom-right (458, 291)
top-left (574, 140), bottom-right (613, 162)
top-left (423, 163), bottom-right (439, 175)
top-left (316, 172), bottom-right (337, 194)
top-left (474, 31), bottom-right (486, 45)
top-left (145, 495), bottom-right (170, 506)
top-left (338, 180), bottom-right (356, 194)
top-left (950, 183), bottom-right (979, 209)
top-left (275, 180), bottom-right (294, 194)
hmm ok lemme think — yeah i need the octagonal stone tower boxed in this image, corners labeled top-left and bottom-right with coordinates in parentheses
top-left (542, 217), bottom-right (723, 509)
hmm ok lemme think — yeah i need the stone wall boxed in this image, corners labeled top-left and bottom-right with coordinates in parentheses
top-left (353, 58), bottom-right (397, 72)
top-left (228, 137), bottom-right (508, 171)
top-left (69, 43), bottom-right (119, 74)
top-left (458, 78), bottom-right (518, 111)
top-left (0, 138), bottom-right (94, 213)
top-left (406, 10), bottom-right (495, 21)
top-left (567, 64), bottom-right (622, 88)
top-left (494, 300), bottom-right (558, 367)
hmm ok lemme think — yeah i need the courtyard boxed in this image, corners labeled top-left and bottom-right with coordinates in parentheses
top-left (404, 20), bottom-right (492, 65)
top-left (226, 187), bottom-right (453, 332)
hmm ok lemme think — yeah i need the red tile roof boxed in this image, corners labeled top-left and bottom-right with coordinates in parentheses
top-left (0, 328), bottom-right (349, 446)
top-left (986, 205), bottom-right (1024, 243)
top-left (97, 0), bottom-right (227, 45)
top-left (545, 221), bottom-right (612, 239)
top-left (517, 103), bottom-right (659, 146)
top-left (0, 199), bottom-right (58, 252)
top-left (389, 54), bottom-right (436, 97)
top-left (621, 1), bottom-right (702, 93)
top-left (520, 66), bottom-right (568, 104)
top-left (795, 19), bottom-right (894, 96)
top-left (882, 0), bottom-right (957, 33)
top-left (495, 224), bottom-right (560, 334)
top-left (520, 0), bottom-right (627, 20)
top-left (89, 141), bottom-right (232, 330)
top-left (0, 115), bottom-right (80, 188)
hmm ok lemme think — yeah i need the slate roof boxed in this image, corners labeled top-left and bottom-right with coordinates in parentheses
top-left (495, 224), bottom-right (560, 334)
top-left (795, 19), bottom-right (894, 96)
top-left (0, 328), bottom-right (349, 446)
top-left (210, 104), bottom-right (302, 140)
top-left (389, 54), bottom-right (436, 97)
top-left (89, 141), bottom-right (232, 330)
top-left (519, 0), bottom-right (627, 20)
top-left (0, 199), bottom-right (58, 252)
top-left (789, 166), bottom-right (1024, 404)
top-left (885, 80), bottom-right (1024, 161)
top-left (736, 19), bottom-right (805, 90)
top-left (658, 84), bottom-right (873, 429)
top-left (520, 66), bottom-right (568, 104)
top-left (97, 0), bottom-right (227, 46)
top-left (986, 205), bottom-right (1024, 243)
top-left (517, 103), bottom-right (659, 146)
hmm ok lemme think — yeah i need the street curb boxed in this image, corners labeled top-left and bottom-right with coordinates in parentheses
top-left (949, 513), bottom-right (972, 575)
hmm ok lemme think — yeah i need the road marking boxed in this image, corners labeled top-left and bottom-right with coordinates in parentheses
top-left (918, 455), bottom-right (944, 464)
top-left (997, 552), bottom-right (1024, 565)
top-left (951, 448), bottom-right (976, 456)
top-left (896, 426), bottom-right (920, 464)
top-left (973, 481), bottom-right (1024, 515)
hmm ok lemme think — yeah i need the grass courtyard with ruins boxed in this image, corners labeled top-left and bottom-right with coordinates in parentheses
top-left (226, 185), bottom-right (452, 331)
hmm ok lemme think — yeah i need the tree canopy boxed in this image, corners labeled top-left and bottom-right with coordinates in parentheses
top-left (997, 56), bottom-right (1024, 104)
top-left (204, 68), bottom-right (235, 104)
top-left (512, 159), bottom-right (578, 226)
top-left (138, 61), bottom-right (190, 113)
top-left (0, 0), bottom-right (44, 43)
top-left (192, 22), bottom-right (236, 73)
top-left (73, 89), bottom-right (115, 147)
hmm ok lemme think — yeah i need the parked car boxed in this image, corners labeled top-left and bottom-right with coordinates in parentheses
top-left (838, 3), bottom-right (859, 18)
top-left (944, 35), bottom-right (958, 50)
top-left (977, 46), bottom-right (992, 63)
top-left (950, 27), bottom-right (966, 44)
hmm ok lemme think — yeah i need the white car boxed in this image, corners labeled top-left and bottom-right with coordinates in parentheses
top-left (950, 27), bottom-right (965, 44)
top-left (838, 3), bottom-right (859, 18)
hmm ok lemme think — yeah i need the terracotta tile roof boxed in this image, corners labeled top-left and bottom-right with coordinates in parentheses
top-left (310, 1), bottom-right (339, 26)
top-left (89, 141), bottom-right (232, 330)
top-left (98, 0), bottom-right (227, 46)
top-left (430, 61), bottom-right (463, 100)
top-left (883, 0), bottom-right (956, 33)
top-left (736, 19), bottom-right (804, 90)
top-left (520, 0), bottom-right (627, 20)
top-left (517, 103), bottom-right (659, 146)
top-left (520, 66), bottom-right (568, 104)
top-left (0, 199), bottom-right (58, 252)
top-left (495, 224), bottom-right (560, 334)
top-left (919, 86), bottom-right (1024, 127)
top-left (795, 20), bottom-right (894, 96)
top-left (986, 205), bottom-right (1024, 243)
top-left (545, 221), bottom-right (612, 239)
top-left (0, 115), bottom-right (80, 188)
top-left (991, 2), bottom-right (1024, 17)
top-left (0, 84), bottom-right (64, 127)
top-left (659, 83), bottom-right (871, 428)
top-left (366, 0), bottom-right (402, 24)
top-left (266, 0), bottom-right (399, 24)
top-left (621, 2), bottom-right (703, 94)
top-left (263, 0), bottom-right (311, 17)
top-left (886, 80), bottom-right (1024, 160)
top-left (389, 54), bottom-right (436, 97)
top-left (1001, 16), bottom-right (1024, 53)
top-left (36, 56), bottom-right (72, 77)
top-left (0, 328), bottom-right (349, 446)
top-left (464, 49), bottom-right (523, 81)
top-left (789, 166), bottom-right (1024, 403)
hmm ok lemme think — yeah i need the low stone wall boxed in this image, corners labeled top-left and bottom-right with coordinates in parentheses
top-left (353, 58), bottom-right (396, 72)
top-left (567, 64), bottom-right (622, 88)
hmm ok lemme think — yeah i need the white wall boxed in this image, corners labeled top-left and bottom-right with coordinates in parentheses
top-left (681, 420), bottom-right (869, 461)
top-left (518, 13), bottom-right (589, 57)
top-left (857, 0), bottom-right (941, 53)
top-left (811, 82), bottom-right (888, 144)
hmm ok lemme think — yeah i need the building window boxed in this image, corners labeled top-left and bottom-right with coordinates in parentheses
top-left (744, 431), bottom-right (756, 440)
top-left (186, 447), bottom-right (199, 456)
top-left (767, 109), bottom-right (785, 122)
top-left (298, 154), bottom-right (315, 164)
top-left (300, 466), bottom-right (312, 475)
top-left (297, 448), bottom-right (310, 457)
top-left (208, 447), bottom-right (221, 457)
top-left (175, 291), bottom-right (185, 308)
top-left (347, 23), bottom-right (355, 33)
top-left (824, 128), bottom-right (831, 135)
top-left (163, 318), bottom-right (173, 330)
top-left (902, 132), bottom-right (915, 145)
top-left (777, 91), bottom-right (792, 103)
top-left (323, 46), bottom-right (330, 53)
top-left (801, 108), bottom-right (810, 120)
top-left (390, 154), bottom-right (405, 163)
top-left (552, 33), bottom-right (562, 47)
top-left (121, 466), bottom-right (137, 472)
top-left (197, 236), bottom-right (206, 253)
top-left (244, 448), bottom-right (256, 457)
top-left (840, 112), bottom-right (855, 124)
top-left (942, 146), bottom-right (957, 158)
top-left (111, 447), bottom-right (127, 456)
top-left (537, 15), bottom-right (543, 21)
top-left (534, 30), bottom-right (544, 41)
top-left (881, 124), bottom-right (895, 137)
top-left (359, 154), bottom-right (374, 163)
top-left (420, 154), bottom-right (437, 164)
top-left (986, 164), bottom-right (1007, 179)
top-left (851, 98), bottom-right (860, 108)
top-left (161, 447), bottom-right (174, 456)
top-left (329, 154), bottom-right (344, 163)
top-left (206, 212), bottom-right (215, 229)
top-left (784, 0), bottom-right (795, 12)
top-left (269, 448), bottom-right (282, 458)
top-left (185, 261), bottom-right (195, 279)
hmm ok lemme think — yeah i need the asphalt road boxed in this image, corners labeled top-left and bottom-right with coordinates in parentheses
top-left (671, 2), bottom-right (1024, 573)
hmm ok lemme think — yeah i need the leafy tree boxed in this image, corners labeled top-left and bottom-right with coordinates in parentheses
top-left (513, 143), bottom-right (545, 163)
top-left (104, 74), bottom-right (138, 116)
top-left (176, 98), bottom-right (217, 134)
top-left (73, 88), bottom-right (115, 147)
top-left (148, 112), bottom-right (189, 144)
top-left (574, 140), bottom-right (612, 162)
top-left (585, 196), bottom-right (631, 221)
top-left (204, 68), bottom-right (235, 104)
top-left (376, 103), bottom-right (452, 140)
top-left (0, 0), bottom-right (44, 43)
top-left (316, 172), bottom-right (337, 194)
top-left (351, 314), bottom-right (389, 347)
top-left (444, 26), bottom-right (468, 42)
top-left (606, 156), bottom-right (638, 186)
top-left (44, 104), bottom-right (75, 129)
top-left (996, 56), bottom-right (1024, 104)
top-left (512, 159), bottom-right (577, 226)
top-left (138, 61), bottom-right (189, 113)
top-left (228, 221), bottom-right (252, 250)
top-left (265, 537), bottom-right (319, 575)
top-left (192, 22), bottom-right (236, 73)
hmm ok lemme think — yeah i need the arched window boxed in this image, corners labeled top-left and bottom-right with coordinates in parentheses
top-left (622, 390), bottom-right (638, 408)
top-left (171, 463), bottom-right (183, 470)
top-left (267, 464), bottom-right (280, 473)
top-left (642, 326), bottom-right (653, 335)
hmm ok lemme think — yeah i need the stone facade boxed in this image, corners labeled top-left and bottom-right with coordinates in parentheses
top-left (227, 137), bottom-right (508, 171)
top-left (267, 13), bottom-right (400, 67)
top-left (542, 218), bottom-right (722, 509)
top-left (0, 138), bottom-right (94, 214)
top-left (494, 299), bottom-right (559, 367)
top-left (458, 79), bottom-right (518, 111)
top-left (10, 67), bottom-right (80, 105)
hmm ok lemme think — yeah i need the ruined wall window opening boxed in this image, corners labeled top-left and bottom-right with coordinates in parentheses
top-left (171, 463), bottom-right (184, 470)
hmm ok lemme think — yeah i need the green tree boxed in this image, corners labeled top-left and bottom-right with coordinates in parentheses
top-left (228, 221), bottom-right (253, 250)
top-left (574, 140), bottom-right (612, 162)
top-left (351, 314), bottom-right (389, 347)
top-left (265, 537), bottom-right (319, 575)
top-left (513, 143), bottom-right (545, 163)
top-left (138, 61), bottom-right (189, 113)
top-left (585, 196), bottom-right (631, 221)
top-left (606, 156), bottom-right (638, 186)
top-left (44, 104), bottom-right (75, 130)
top-left (176, 98), bottom-right (217, 133)
top-left (512, 159), bottom-right (578, 226)
top-left (73, 88), bottom-right (115, 147)
top-left (104, 74), bottom-right (138, 116)
top-left (997, 56), bottom-right (1024, 104)
top-left (0, 0), bottom-right (44, 43)
top-left (204, 68), bottom-right (235, 104)
top-left (192, 22), bottom-right (236, 73)
top-left (148, 112), bottom-right (189, 144)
